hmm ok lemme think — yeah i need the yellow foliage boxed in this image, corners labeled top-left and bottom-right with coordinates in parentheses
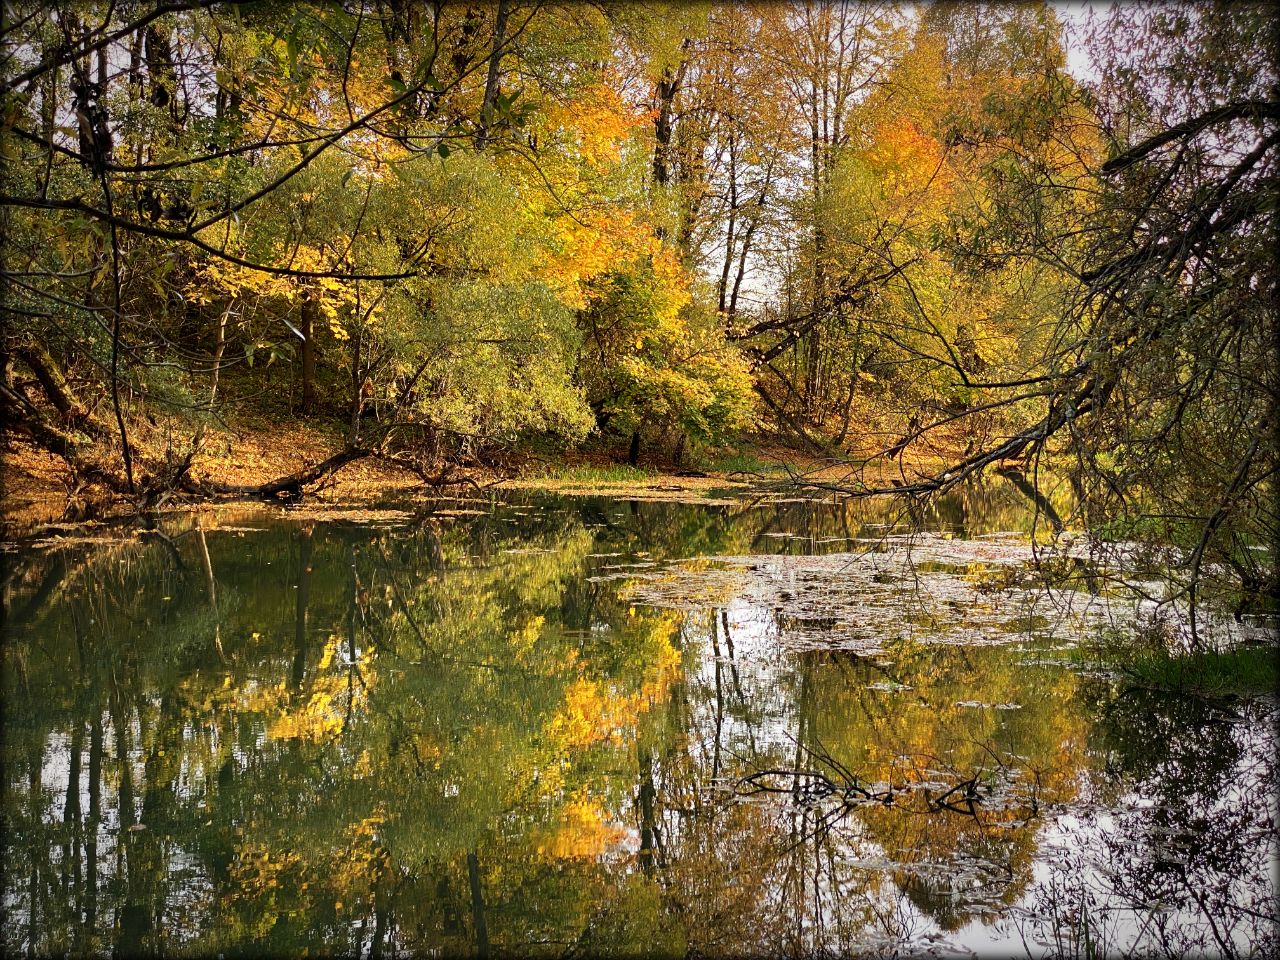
top-left (543, 82), bottom-right (644, 168)
top-left (542, 207), bottom-right (659, 310)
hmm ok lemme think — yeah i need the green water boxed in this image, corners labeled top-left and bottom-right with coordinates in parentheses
top-left (3, 489), bottom-right (1275, 957)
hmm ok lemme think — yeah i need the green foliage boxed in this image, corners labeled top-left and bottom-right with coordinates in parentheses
top-left (1087, 624), bottom-right (1280, 698)
top-left (697, 449), bottom-right (784, 477)
top-left (582, 264), bottom-right (755, 445)
top-left (1, 0), bottom-right (753, 472)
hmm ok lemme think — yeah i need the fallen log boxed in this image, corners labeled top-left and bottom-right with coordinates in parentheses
top-left (181, 447), bottom-right (372, 499)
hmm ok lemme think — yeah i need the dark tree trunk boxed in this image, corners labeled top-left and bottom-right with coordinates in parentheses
top-left (628, 429), bottom-right (641, 467)
top-left (17, 341), bottom-right (83, 420)
top-left (637, 747), bottom-right (658, 877)
top-left (300, 294), bottom-right (318, 414)
top-left (651, 46), bottom-right (689, 195)
top-left (466, 850), bottom-right (490, 958)
top-left (476, 0), bottom-right (510, 149)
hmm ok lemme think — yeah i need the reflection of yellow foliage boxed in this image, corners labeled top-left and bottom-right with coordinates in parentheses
top-left (226, 805), bottom-right (390, 929)
top-left (353, 749), bottom-right (374, 778)
top-left (548, 677), bottom-right (611, 747)
top-left (536, 788), bottom-right (628, 859)
top-left (334, 806), bottom-right (390, 887)
top-left (546, 613), bottom-right (682, 750)
top-left (267, 636), bottom-right (377, 743)
top-left (229, 839), bottom-right (303, 904)
top-left (806, 641), bottom-right (1093, 907)
top-left (410, 733), bottom-right (443, 769)
top-left (508, 614), bottom-right (546, 663)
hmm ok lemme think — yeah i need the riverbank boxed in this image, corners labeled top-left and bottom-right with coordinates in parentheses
top-left (1, 407), bottom-right (977, 542)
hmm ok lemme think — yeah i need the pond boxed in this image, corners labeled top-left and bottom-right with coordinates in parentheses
top-left (3, 487), bottom-right (1276, 958)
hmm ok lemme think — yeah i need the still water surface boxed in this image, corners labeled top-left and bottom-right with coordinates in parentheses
top-left (3, 488), bottom-right (1276, 957)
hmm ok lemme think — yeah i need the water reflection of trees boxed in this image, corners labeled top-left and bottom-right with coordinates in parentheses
top-left (2, 496), bottom-right (1272, 957)
top-left (1015, 687), bottom-right (1279, 958)
top-left (6, 503), bottom-right (694, 955)
top-left (629, 627), bottom-right (1095, 957)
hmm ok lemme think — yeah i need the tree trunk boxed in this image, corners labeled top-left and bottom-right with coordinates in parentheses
top-left (208, 307), bottom-right (228, 408)
top-left (833, 318), bottom-right (863, 447)
top-left (476, 0), bottom-right (510, 149)
top-left (300, 293), bottom-right (318, 414)
top-left (718, 131), bottom-right (738, 313)
top-left (348, 321), bottom-right (364, 445)
top-left (18, 339), bottom-right (84, 421)
top-left (628, 429), bottom-right (641, 467)
top-left (183, 447), bottom-right (370, 499)
top-left (651, 45), bottom-right (689, 195)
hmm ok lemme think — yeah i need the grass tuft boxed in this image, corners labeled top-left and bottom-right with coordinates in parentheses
top-left (1119, 644), bottom-right (1278, 697)
top-left (527, 462), bottom-right (659, 483)
top-left (700, 450), bottom-right (785, 476)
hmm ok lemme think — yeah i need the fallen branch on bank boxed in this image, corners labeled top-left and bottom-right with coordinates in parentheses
top-left (177, 446), bottom-right (491, 501)
top-left (179, 447), bottom-right (373, 499)
top-left (371, 451), bottom-right (488, 491)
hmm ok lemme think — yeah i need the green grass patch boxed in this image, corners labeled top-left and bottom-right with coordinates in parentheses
top-left (700, 450), bottom-right (785, 476)
top-left (1119, 645), bottom-right (1278, 697)
top-left (528, 462), bottom-right (659, 483)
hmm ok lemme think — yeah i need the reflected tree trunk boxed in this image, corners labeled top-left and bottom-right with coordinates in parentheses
top-left (123, 696), bottom-right (179, 957)
top-left (637, 747), bottom-right (659, 878)
top-left (438, 871), bottom-right (462, 937)
top-left (292, 525), bottom-right (314, 691)
top-left (85, 713), bottom-right (102, 939)
top-left (996, 466), bottom-right (1065, 534)
top-left (195, 522), bottom-right (225, 661)
top-left (370, 862), bottom-right (392, 960)
top-left (710, 612), bottom-right (724, 782)
top-left (26, 737), bottom-right (41, 958)
top-left (466, 849), bottom-right (489, 958)
top-left (343, 542), bottom-right (365, 734)
top-left (10, 554), bottom-right (68, 628)
top-left (62, 723), bottom-right (83, 893)
top-left (720, 611), bottom-right (750, 742)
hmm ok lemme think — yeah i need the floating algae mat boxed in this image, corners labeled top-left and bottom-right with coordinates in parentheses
top-left (622, 533), bottom-right (1117, 655)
